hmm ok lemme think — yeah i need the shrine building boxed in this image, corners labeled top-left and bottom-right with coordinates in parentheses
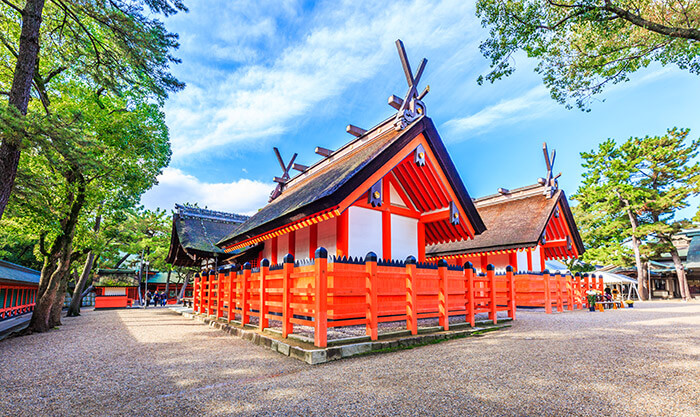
top-left (426, 182), bottom-right (585, 272)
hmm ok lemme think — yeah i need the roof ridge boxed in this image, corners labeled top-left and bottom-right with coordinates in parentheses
top-left (475, 184), bottom-right (555, 207)
top-left (175, 204), bottom-right (249, 223)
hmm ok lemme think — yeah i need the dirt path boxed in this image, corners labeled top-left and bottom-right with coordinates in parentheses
top-left (1, 302), bottom-right (698, 416)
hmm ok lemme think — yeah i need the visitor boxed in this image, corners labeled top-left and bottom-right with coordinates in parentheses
top-left (161, 291), bottom-right (167, 306)
top-left (153, 291), bottom-right (160, 307)
top-left (145, 290), bottom-right (151, 308)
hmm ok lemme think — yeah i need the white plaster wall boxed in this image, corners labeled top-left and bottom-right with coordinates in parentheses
top-left (531, 245), bottom-right (543, 272)
top-left (295, 227), bottom-right (311, 260)
top-left (389, 183), bottom-right (407, 208)
top-left (391, 214), bottom-right (418, 260)
top-left (516, 250), bottom-right (528, 271)
top-left (317, 217), bottom-right (337, 256)
top-left (277, 233), bottom-right (289, 261)
top-left (262, 239), bottom-right (271, 261)
top-left (348, 206), bottom-right (383, 259)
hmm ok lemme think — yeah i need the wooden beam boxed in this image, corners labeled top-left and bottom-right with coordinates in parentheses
top-left (315, 147), bottom-right (333, 157)
top-left (346, 124), bottom-right (367, 137)
top-left (420, 208), bottom-right (450, 223)
top-left (388, 94), bottom-right (403, 110)
top-left (292, 163), bottom-right (308, 172)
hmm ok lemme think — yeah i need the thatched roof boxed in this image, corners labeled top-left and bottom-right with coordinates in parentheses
top-left (426, 184), bottom-right (584, 257)
top-left (166, 205), bottom-right (249, 267)
top-left (218, 116), bottom-right (485, 248)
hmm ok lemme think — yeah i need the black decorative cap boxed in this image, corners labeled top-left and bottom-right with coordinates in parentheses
top-left (543, 269), bottom-right (550, 275)
top-left (486, 264), bottom-right (495, 271)
top-left (582, 273), bottom-right (589, 277)
top-left (574, 272), bottom-right (581, 277)
top-left (437, 259), bottom-right (448, 267)
top-left (365, 252), bottom-right (377, 262)
top-left (405, 255), bottom-right (417, 265)
top-left (315, 247), bottom-right (328, 259)
top-left (261, 258), bottom-right (270, 267)
top-left (463, 261), bottom-right (473, 269)
top-left (283, 253), bottom-right (294, 263)
top-left (243, 262), bottom-right (251, 270)
top-left (505, 265), bottom-right (513, 272)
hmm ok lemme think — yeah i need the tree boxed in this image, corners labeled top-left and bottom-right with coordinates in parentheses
top-left (573, 138), bottom-right (650, 298)
top-left (5, 81), bottom-right (171, 332)
top-left (476, 1), bottom-right (700, 109)
top-left (0, 0), bottom-right (186, 219)
top-left (630, 128), bottom-right (699, 300)
top-left (573, 128), bottom-right (700, 300)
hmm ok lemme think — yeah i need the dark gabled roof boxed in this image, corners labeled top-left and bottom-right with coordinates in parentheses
top-left (218, 116), bottom-right (486, 248)
top-left (0, 260), bottom-right (41, 286)
top-left (426, 185), bottom-right (584, 257)
top-left (166, 205), bottom-right (249, 266)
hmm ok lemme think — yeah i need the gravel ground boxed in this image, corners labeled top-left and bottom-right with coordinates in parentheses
top-left (1, 301), bottom-right (698, 416)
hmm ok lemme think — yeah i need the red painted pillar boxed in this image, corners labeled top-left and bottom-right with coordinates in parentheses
top-left (465, 262), bottom-right (475, 327)
top-left (405, 256), bottom-right (418, 335)
top-left (543, 270), bottom-right (552, 314)
top-left (281, 254), bottom-right (294, 337)
top-left (487, 264), bottom-right (497, 324)
top-left (270, 236), bottom-right (278, 265)
top-left (382, 210), bottom-right (391, 260)
top-left (241, 263), bottom-right (251, 325)
top-left (288, 230), bottom-right (296, 259)
top-left (526, 248), bottom-right (533, 271)
top-left (259, 259), bottom-right (269, 330)
top-left (314, 248), bottom-right (328, 347)
top-left (506, 265), bottom-right (516, 320)
top-left (365, 251), bottom-right (378, 341)
top-left (438, 259), bottom-right (449, 330)
top-left (309, 223), bottom-right (318, 259)
top-left (417, 222), bottom-right (426, 262)
top-left (336, 210), bottom-right (349, 257)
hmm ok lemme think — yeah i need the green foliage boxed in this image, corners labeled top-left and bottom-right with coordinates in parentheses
top-left (475, 1), bottom-right (700, 109)
top-left (573, 128), bottom-right (700, 264)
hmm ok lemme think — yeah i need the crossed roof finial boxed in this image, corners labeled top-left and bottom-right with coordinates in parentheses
top-left (391, 40), bottom-right (429, 131)
top-left (540, 142), bottom-right (561, 198)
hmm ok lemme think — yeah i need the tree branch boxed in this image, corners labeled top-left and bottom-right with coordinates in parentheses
top-left (603, 1), bottom-right (700, 41)
top-left (0, 0), bottom-right (23, 14)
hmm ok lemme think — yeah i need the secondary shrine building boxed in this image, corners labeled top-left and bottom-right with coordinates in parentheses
top-left (217, 116), bottom-right (487, 263)
top-left (426, 184), bottom-right (584, 272)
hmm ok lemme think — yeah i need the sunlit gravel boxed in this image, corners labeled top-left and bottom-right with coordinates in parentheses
top-left (1, 301), bottom-right (698, 416)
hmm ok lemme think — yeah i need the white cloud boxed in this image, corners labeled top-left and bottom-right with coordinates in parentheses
top-left (442, 86), bottom-right (555, 139)
top-left (140, 168), bottom-right (273, 215)
top-left (165, 0), bottom-right (481, 160)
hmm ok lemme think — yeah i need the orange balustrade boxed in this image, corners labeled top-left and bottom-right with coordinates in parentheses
top-left (514, 271), bottom-right (606, 313)
top-left (195, 248), bottom-right (517, 348)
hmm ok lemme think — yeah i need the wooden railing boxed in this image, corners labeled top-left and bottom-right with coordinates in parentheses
top-left (514, 271), bottom-right (604, 313)
top-left (193, 248), bottom-right (516, 348)
top-left (0, 285), bottom-right (37, 320)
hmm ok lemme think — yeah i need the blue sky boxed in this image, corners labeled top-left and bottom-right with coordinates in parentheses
top-left (141, 0), bottom-right (700, 219)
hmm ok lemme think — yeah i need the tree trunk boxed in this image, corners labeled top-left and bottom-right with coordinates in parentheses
top-left (49, 269), bottom-right (72, 327)
top-left (164, 269), bottom-right (171, 299)
top-left (669, 247), bottom-right (691, 301)
top-left (0, 0), bottom-right (46, 220)
top-left (67, 251), bottom-right (95, 316)
top-left (177, 271), bottom-right (189, 303)
top-left (27, 173), bottom-right (85, 332)
top-left (619, 197), bottom-right (647, 300)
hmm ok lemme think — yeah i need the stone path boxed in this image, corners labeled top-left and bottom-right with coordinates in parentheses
top-left (1, 301), bottom-right (698, 416)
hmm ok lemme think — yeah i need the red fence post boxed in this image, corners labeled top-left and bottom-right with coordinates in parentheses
top-left (365, 252), bottom-right (378, 341)
top-left (242, 263), bottom-right (251, 325)
top-left (193, 274), bottom-right (199, 313)
top-left (314, 247), bottom-right (328, 348)
top-left (543, 270), bottom-right (552, 314)
top-left (506, 266), bottom-right (516, 320)
top-left (199, 272), bottom-right (205, 314)
top-left (556, 272), bottom-right (564, 313)
top-left (282, 254), bottom-right (294, 338)
top-left (598, 276), bottom-right (604, 292)
top-left (465, 262), bottom-right (475, 327)
top-left (216, 269), bottom-right (223, 319)
top-left (259, 259), bottom-right (269, 330)
top-left (438, 259), bottom-right (449, 330)
top-left (487, 264), bottom-right (497, 324)
top-left (405, 256), bottom-right (418, 335)
top-left (573, 272), bottom-right (581, 309)
top-left (206, 270), bottom-right (213, 315)
top-left (226, 269), bottom-right (234, 322)
top-left (567, 274), bottom-right (575, 311)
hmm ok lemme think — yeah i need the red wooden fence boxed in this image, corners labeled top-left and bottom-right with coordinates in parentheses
top-left (514, 271), bottom-right (604, 313)
top-left (0, 284), bottom-right (37, 320)
top-left (193, 248), bottom-right (516, 348)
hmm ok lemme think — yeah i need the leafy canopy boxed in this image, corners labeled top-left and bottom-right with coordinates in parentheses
top-left (476, 0), bottom-right (700, 109)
